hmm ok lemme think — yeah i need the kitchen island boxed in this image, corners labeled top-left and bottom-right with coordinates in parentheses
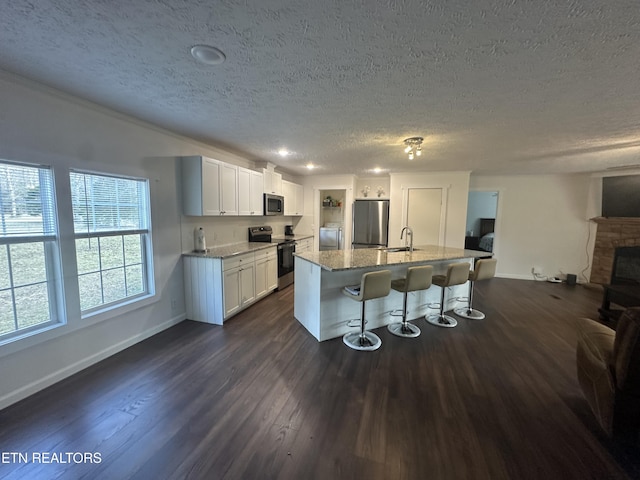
top-left (294, 246), bottom-right (491, 341)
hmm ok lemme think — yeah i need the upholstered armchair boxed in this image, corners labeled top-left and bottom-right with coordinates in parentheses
top-left (576, 307), bottom-right (640, 438)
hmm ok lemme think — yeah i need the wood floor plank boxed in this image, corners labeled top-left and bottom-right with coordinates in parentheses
top-left (0, 279), bottom-right (638, 479)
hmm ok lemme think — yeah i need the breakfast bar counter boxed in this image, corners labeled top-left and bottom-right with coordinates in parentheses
top-left (294, 246), bottom-right (491, 341)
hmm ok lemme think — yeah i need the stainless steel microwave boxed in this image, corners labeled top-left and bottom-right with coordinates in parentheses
top-left (264, 193), bottom-right (284, 215)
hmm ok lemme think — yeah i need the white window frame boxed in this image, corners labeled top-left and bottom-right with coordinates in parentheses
top-left (0, 160), bottom-right (61, 344)
top-left (70, 170), bottom-right (154, 316)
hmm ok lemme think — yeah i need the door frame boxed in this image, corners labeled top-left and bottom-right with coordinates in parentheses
top-left (467, 188), bottom-right (503, 255)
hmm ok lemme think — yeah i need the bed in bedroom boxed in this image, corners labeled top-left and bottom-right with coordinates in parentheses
top-left (478, 218), bottom-right (495, 252)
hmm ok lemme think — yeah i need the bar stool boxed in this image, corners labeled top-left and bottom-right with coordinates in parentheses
top-left (426, 262), bottom-right (471, 328)
top-left (342, 270), bottom-right (391, 351)
top-left (454, 258), bottom-right (497, 320)
top-left (387, 265), bottom-right (433, 338)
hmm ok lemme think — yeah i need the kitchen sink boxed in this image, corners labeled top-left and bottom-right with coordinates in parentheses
top-left (384, 246), bottom-right (420, 252)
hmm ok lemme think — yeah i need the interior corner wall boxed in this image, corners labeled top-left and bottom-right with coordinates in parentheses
top-left (0, 71), bottom-right (237, 409)
top-left (470, 174), bottom-right (593, 281)
top-left (389, 171), bottom-right (470, 249)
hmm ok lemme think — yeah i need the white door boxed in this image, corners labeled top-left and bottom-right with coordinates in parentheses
top-left (237, 167), bottom-right (251, 216)
top-left (220, 163), bottom-right (238, 215)
top-left (223, 268), bottom-right (241, 318)
top-left (407, 188), bottom-right (443, 245)
top-left (202, 157), bottom-right (221, 216)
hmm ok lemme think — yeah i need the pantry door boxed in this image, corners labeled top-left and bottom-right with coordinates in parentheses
top-left (406, 188), bottom-right (445, 245)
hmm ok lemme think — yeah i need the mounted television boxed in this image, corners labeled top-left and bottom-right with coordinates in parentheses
top-left (602, 175), bottom-right (640, 218)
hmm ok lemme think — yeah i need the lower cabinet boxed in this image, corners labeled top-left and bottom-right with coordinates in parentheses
top-left (296, 237), bottom-right (313, 253)
top-left (183, 246), bottom-right (277, 325)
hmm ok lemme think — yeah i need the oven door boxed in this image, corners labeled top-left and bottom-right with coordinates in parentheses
top-left (278, 242), bottom-right (295, 278)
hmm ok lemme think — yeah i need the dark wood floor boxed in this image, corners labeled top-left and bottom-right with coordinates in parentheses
top-left (1, 278), bottom-right (638, 479)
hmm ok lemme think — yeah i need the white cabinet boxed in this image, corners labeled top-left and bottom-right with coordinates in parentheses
top-left (220, 162), bottom-right (238, 216)
top-left (296, 237), bottom-right (313, 253)
top-left (255, 247), bottom-right (278, 298)
top-left (282, 180), bottom-right (304, 216)
top-left (263, 169), bottom-right (282, 195)
top-left (183, 246), bottom-right (278, 324)
top-left (238, 167), bottom-right (264, 216)
top-left (295, 183), bottom-right (304, 215)
top-left (182, 156), bottom-right (222, 216)
top-left (182, 156), bottom-right (238, 216)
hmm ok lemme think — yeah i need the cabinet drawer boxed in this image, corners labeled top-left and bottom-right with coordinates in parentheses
top-left (223, 252), bottom-right (255, 271)
top-left (254, 246), bottom-right (277, 262)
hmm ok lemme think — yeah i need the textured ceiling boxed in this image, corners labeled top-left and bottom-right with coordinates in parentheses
top-left (1, 0), bottom-right (640, 176)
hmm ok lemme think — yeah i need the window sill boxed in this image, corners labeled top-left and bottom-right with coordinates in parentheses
top-left (0, 293), bottom-right (159, 359)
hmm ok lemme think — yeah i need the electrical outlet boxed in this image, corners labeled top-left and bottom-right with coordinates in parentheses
top-left (171, 298), bottom-right (178, 313)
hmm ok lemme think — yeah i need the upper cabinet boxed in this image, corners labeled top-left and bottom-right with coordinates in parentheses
top-left (282, 180), bottom-right (304, 216)
top-left (238, 167), bottom-right (264, 216)
top-left (263, 169), bottom-right (282, 195)
top-left (182, 156), bottom-right (262, 216)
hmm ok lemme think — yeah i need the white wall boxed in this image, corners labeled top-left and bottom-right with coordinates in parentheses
top-left (0, 71), bottom-right (261, 408)
top-left (470, 174), bottom-right (594, 281)
top-left (389, 171), bottom-right (471, 249)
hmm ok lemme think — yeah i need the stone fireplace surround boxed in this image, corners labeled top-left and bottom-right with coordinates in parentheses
top-left (590, 217), bottom-right (640, 285)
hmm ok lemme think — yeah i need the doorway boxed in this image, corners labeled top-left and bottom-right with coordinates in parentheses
top-left (465, 191), bottom-right (498, 252)
top-left (318, 189), bottom-right (346, 250)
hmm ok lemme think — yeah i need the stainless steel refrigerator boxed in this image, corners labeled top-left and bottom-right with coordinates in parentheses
top-left (351, 199), bottom-right (390, 248)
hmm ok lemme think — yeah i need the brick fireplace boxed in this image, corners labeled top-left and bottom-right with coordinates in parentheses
top-left (590, 217), bottom-right (640, 284)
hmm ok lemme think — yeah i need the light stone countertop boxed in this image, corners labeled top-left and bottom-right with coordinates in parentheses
top-left (295, 245), bottom-right (491, 271)
top-left (271, 234), bottom-right (314, 242)
top-left (182, 242), bottom-right (277, 259)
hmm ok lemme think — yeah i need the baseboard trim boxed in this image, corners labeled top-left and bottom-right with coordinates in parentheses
top-left (0, 314), bottom-right (186, 411)
top-left (495, 273), bottom-right (534, 281)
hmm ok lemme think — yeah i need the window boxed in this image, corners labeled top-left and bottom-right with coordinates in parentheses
top-left (0, 161), bottom-right (59, 340)
top-left (70, 171), bottom-right (152, 313)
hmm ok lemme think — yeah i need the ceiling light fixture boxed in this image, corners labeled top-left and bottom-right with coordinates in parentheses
top-left (278, 149), bottom-right (290, 157)
top-left (306, 163), bottom-right (315, 170)
top-left (190, 45), bottom-right (226, 65)
top-left (403, 137), bottom-right (423, 160)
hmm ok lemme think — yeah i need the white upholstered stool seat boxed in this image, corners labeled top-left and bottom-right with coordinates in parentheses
top-left (387, 265), bottom-right (433, 338)
top-left (454, 258), bottom-right (497, 320)
top-left (342, 270), bottom-right (391, 351)
top-left (426, 262), bottom-right (470, 328)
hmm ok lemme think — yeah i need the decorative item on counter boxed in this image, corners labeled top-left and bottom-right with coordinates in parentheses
top-left (377, 186), bottom-right (385, 197)
top-left (361, 185), bottom-right (370, 197)
top-left (194, 226), bottom-right (207, 252)
top-left (323, 195), bottom-right (332, 207)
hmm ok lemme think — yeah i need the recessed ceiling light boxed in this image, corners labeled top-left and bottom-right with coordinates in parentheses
top-left (306, 163), bottom-right (315, 170)
top-left (278, 149), bottom-right (290, 157)
top-left (190, 45), bottom-right (226, 65)
top-left (373, 167), bottom-right (382, 173)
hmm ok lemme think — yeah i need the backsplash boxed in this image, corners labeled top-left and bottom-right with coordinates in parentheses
top-left (180, 215), bottom-right (303, 252)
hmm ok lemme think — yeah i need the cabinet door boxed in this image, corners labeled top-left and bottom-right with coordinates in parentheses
top-left (201, 157), bottom-right (221, 215)
top-left (272, 172), bottom-right (282, 195)
top-left (282, 180), bottom-right (295, 215)
top-left (239, 263), bottom-right (256, 306)
top-left (255, 258), bottom-right (268, 298)
top-left (266, 256), bottom-right (278, 291)
top-left (223, 267), bottom-right (241, 318)
top-left (220, 163), bottom-right (238, 215)
top-left (250, 170), bottom-right (263, 215)
top-left (295, 183), bottom-right (304, 215)
top-left (237, 167), bottom-right (252, 216)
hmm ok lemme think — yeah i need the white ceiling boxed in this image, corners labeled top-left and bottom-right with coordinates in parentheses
top-left (2, 0), bottom-right (640, 176)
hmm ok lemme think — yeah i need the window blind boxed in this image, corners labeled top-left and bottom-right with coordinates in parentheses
top-left (0, 162), bottom-right (56, 237)
top-left (70, 172), bottom-right (148, 234)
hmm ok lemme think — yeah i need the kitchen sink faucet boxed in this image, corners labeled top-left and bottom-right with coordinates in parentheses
top-left (400, 226), bottom-right (414, 253)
